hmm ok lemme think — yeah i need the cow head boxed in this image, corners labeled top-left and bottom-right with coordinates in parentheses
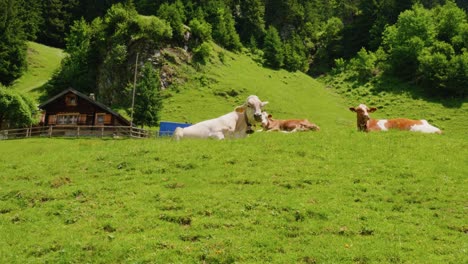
top-left (349, 104), bottom-right (377, 131)
top-left (259, 111), bottom-right (271, 128)
top-left (236, 95), bottom-right (268, 124)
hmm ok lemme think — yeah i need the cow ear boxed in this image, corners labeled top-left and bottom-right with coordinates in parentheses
top-left (268, 114), bottom-right (272, 118)
top-left (369, 107), bottom-right (377, 113)
top-left (261, 101), bottom-right (269, 107)
top-left (235, 106), bottom-right (245, 113)
top-left (349, 107), bottom-right (356, 112)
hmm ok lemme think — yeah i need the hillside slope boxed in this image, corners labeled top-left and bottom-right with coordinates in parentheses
top-left (11, 42), bottom-right (65, 99)
top-left (160, 46), bottom-right (352, 131)
top-left (160, 44), bottom-right (467, 137)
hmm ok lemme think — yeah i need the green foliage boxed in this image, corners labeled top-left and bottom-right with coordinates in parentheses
top-left (133, 15), bottom-right (173, 43)
top-left (9, 0), bottom-right (468, 101)
top-left (263, 25), bottom-right (284, 69)
top-left (134, 0), bottom-right (159, 15)
top-left (237, 0), bottom-right (266, 45)
top-left (348, 48), bottom-right (378, 82)
top-left (0, 87), bottom-right (36, 129)
top-left (192, 42), bottom-right (212, 65)
top-left (130, 62), bottom-right (163, 127)
top-left (43, 18), bottom-right (95, 97)
top-left (419, 46), bottom-right (468, 96)
top-left (94, 4), bottom-right (172, 105)
top-left (44, 3), bottom-right (172, 106)
top-left (332, 58), bottom-right (346, 74)
top-left (283, 33), bottom-right (309, 72)
top-left (434, 0), bottom-right (467, 44)
top-left (0, 0), bottom-right (27, 85)
top-left (21, 0), bottom-right (43, 41)
top-left (211, 7), bottom-right (242, 51)
top-left (381, 2), bottom-right (468, 96)
top-left (311, 17), bottom-right (344, 74)
top-left (383, 4), bottom-right (437, 79)
top-left (188, 18), bottom-right (212, 47)
top-left (37, 0), bottom-right (79, 48)
top-left (157, 1), bottom-right (186, 41)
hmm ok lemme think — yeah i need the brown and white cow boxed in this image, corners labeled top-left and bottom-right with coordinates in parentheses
top-left (260, 112), bottom-right (320, 132)
top-left (173, 95), bottom-right (268, 140)
top-left (349, 104), bottom-right (442, 134)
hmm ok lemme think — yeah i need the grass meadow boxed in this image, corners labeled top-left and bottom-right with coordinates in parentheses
top-left (1, 43), bottom-right (467, 263)
top-left (0, 131), bottom-right (466, 263)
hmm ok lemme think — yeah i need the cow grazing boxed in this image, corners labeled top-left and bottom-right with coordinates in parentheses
top-left (173, 95), bottom-right (268, 140)
top-left (349, 104), bottom-right (442, 134)
top-left (260, 112), bottom-right (320, 132)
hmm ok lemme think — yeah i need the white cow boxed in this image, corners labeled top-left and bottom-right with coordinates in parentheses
top-left (173, 95), bottom-right (268, 140)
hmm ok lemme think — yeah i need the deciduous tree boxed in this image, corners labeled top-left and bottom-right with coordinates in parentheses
top-left (0, 87), bottom-right (37, 129)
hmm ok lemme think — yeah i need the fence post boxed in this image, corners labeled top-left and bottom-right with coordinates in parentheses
top-left (77, 126), bottom-right (80, 138)
top-left (48, 126), bottom-right (53, 137)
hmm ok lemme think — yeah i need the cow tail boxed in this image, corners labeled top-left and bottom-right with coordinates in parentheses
top-left (174, 127), bottom-right (183, 140)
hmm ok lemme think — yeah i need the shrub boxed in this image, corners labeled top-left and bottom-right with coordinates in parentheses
top-left (0, 88), bottom-right (37, 129)
top-left (349, 48), bottom-right (378, 82)
top-left (189, 18), bottom-right (212, 47)
top-left (192, 42), bottom-right (212, 65)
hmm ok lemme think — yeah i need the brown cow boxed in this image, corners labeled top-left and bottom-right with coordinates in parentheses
top-left (349, 104), bottom-right (442, 134)
top-left (260, 112), bottom-right (320, 132)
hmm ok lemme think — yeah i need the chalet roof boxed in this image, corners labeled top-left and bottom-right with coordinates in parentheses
top-left (39, 88), bottom-right (131, 126)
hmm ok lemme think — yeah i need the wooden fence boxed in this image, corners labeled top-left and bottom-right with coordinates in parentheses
top-left (0, 126), bottom-right (151, 140)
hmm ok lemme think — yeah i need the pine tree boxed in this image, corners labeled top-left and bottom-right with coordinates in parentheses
top-left (263, 25), bottom-right (284, 69)
top-left (0, 0), bottom-right (27, 85)
top-left (37, 0), bottom-right (79, 48)
top-left (212, 6), bottom-right (242, 51)
top-left (21, 0), bottom-right (43, 40)
top-left (131, 62), bottom-right (163, 128)
top-left (238, 0), bottom-right (265, 45)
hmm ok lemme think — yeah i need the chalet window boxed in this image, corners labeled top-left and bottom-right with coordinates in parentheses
top-left (65, 94), bottom-right (77, 106)
top-left (57, 114), bottom-right (79, 125)
top-left (96, 113), bottom-right (106, 125)
top-left (48, 115), bottom-right (57, 125)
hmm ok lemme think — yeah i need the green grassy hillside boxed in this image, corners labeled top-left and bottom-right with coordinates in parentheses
top-left (161, 46), bottom-right (351, 131)
top-left (11, 42), bottom-right (65, 99)
top-left (161, 46), bottom-right (466, 137)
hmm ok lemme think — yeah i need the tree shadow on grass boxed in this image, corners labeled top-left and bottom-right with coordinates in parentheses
top-left (367, 75), bottom-right (466, 109)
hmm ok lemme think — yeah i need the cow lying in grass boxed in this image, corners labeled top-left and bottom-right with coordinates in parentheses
top-left (173, 95), bottom-right (268, 140)
top-left (349, 104), bottom-right (442, 134)
top-left (260, 112), bottom-right (320, 132)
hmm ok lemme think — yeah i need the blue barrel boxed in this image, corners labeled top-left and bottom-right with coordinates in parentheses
top-left (159, 121), bottom-right (192, 137)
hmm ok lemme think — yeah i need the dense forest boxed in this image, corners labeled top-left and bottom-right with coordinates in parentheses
top-left (0, 0), bottom-right (467, 127)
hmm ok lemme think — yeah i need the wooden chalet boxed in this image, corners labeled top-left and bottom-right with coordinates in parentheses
top-left (39, 88), bottom-right (130, 127)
